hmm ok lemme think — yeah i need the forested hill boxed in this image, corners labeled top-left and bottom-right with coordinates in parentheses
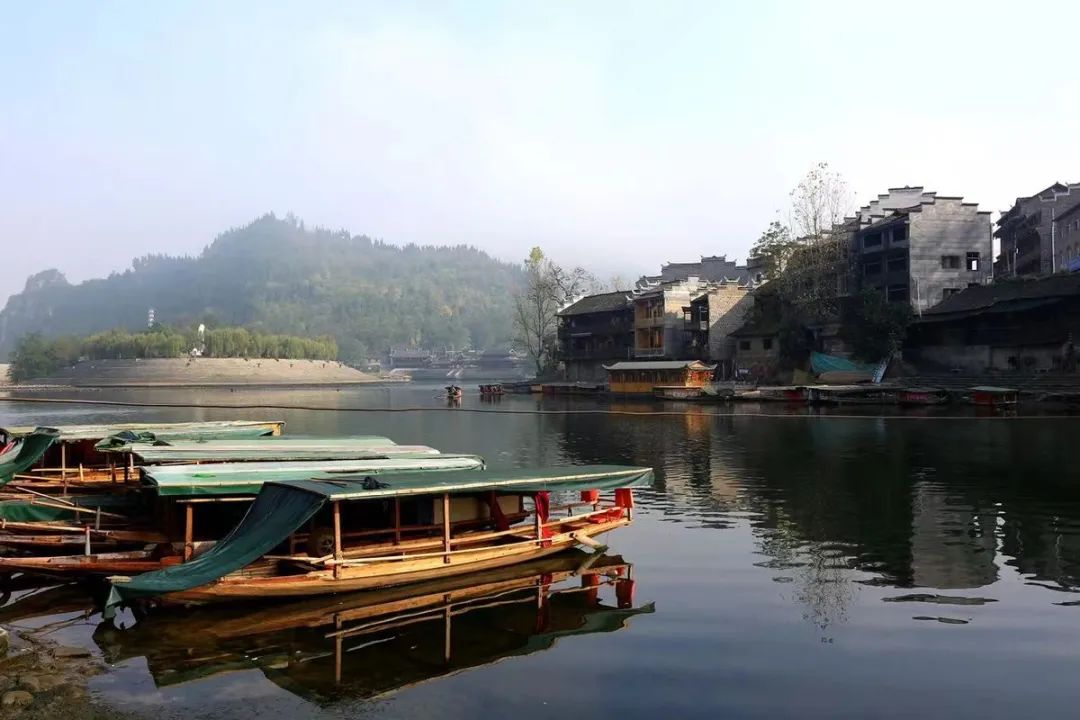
top-left (0, 214), bottom-right (522, 364)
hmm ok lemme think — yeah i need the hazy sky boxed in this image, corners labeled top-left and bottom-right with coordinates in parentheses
top-left (3, 1), bottom-right (1079, 303)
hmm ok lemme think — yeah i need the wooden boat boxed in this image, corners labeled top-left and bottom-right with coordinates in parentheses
top-left (115, 437), bottom-right (435, 464)
top-left (445, 385), bottom-right (463, 400)
top-left (5, 420), bottom-right (286, 489)
top-left (653, 385), bottom-right (706, 400)
top-left (95, 552), bottom-right (651, 702)
top-left (106, 465), bottom-right (653, 610)
top-left (756, 386), bottom-right (809, 403)
top-left (478, 383), bottom-right (504, 396)
top-left (501, 380), bottom-right (536, 394)
top-left (807, 384), bottom-right (898, 405)
top-left (0, 454), bottom-right (486, 571)
top-left (896, 387), bottom-right (950, 406)
top-left (968, 386), bottom-right (1019, 408)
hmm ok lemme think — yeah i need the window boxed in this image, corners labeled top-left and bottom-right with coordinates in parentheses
top-left (967, 252), bottom-right (981, 271)
top-left (762, 338), bottom-right (773, 350)
top-left (886, 284), bottom-right (909, 303)
top-left (941, 255), bottom-right (961, 269)
top-left (887, 252), bottom-right (907, 272)
top-left (864, 260), bottom-right (882, 276)
top-left (739, 340), bottom-right (751, 351)
top-left (892, 225), bottom-right (908, 242)
top-left (942, 288), bottom-right (961, 298)
top-left (863, 232), bottom-right (882, 249)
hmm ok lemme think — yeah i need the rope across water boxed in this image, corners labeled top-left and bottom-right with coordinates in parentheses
top-left (0, 395), bottom-right (1072, 421)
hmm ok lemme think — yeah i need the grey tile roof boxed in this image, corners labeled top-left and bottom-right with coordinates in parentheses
top-left (558, 291), bottom-right (632, 316)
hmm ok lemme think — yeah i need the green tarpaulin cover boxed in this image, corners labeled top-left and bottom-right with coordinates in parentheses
top-left (8, 421), bottom-right (281, 445)
top-left (0, 493), bottom-right (141, 523)
top-left (118, 439), bottom-right (450, 464)
top-left (106, 465), bottom-right (654, 613)
top-left (0, 427), bottom-right (59, 486)
top-left (94, 425), bottom-right (284, 451)
top-left (143, 455), bottom-right (487, 497)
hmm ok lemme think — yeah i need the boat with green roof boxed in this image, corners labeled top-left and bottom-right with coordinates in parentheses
top-left (105, 464), bottom-right (652, 610)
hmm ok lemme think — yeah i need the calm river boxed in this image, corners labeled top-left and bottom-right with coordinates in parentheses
top-left (1, 384), bottom-right (1078, 719)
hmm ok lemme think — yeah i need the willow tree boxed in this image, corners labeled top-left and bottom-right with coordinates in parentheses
top-left (512, 247), bottom-right (596, 377)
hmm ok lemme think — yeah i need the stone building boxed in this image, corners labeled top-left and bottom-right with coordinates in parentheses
top-left (557, 277), bottom-right (755, 380)
top-left (994, 181), bottom-right (1080, 277)
top-left (556, 291), bottom-right (634, 382)
top-left (632, 278), bottom-right (754, 367)
top-left (1053, 202), bottom-right (1080, 272)
top-left (730, 319), bottom-right (781, 380)
top-left (852, 192), bottom-right (992, 313)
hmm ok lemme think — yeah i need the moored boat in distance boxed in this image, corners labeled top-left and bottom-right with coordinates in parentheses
top-left (967, 386), bottom-right (1019, 408)
top-left (896, 387), bottom-right (950, 406)
top-left (807, 385), bottom-right (898, 406)
top-left (653, 385), bottom-right (705, 400)
top-left (105, 464), bottom-right (653, 610)
top-left (755, 386), bottom-right (809, 403)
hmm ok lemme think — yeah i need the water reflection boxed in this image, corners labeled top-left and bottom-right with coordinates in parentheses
top-left (550, 408), bottom-right (1080, 606)
top-left (91, 552), bottom-right (651, 705)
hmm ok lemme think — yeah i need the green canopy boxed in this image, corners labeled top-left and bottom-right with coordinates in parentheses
top-left (8, 421), bottom-right (284, 444)
top-left (118, 438), bottom-right (447, 464)
top-left (106, 465), bottom-right (653, 613)
top-left (143, 455), bottom-right (487, 497)
top-left (279, 465), bottom-right (655, 501)
top-left (0, 427), bottom-right (59, 485)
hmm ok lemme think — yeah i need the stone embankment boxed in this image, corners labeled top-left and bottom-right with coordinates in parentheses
top-left (14, 358), bottom-right (380, 388)
top-left (0, 626), bottom-right (127, 720)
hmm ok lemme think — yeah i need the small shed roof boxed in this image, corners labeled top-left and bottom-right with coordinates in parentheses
top-left (604, 361), bottom-right (715, 371)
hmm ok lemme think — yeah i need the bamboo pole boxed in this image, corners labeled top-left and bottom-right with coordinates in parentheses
top-left (393, 497), bottom-right (401, 545)
top-left (183, 504), bottom-right (194, 561)
top-left (335, 615), bottom-right (343, 685)
top-left (60, 444), bottom-right (67, 481)
top-left (333, 501), bottom-right (342, 580)
top-left (443, 606), bottom-right (452, 662)
top-left (442, 494), bottom-right (451, 564)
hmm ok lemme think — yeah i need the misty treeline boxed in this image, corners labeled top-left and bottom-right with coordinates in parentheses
top-left (8, 326), bottom-right (339, 381)
top-left (0, 214), bottom-right (521, 366)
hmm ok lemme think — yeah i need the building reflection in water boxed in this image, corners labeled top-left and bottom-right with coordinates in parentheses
top-left (549, 406), bottom-right (1080, 624)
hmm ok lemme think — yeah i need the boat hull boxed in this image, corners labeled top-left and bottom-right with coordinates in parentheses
top-left (155, 518), bottom-right (628, 605)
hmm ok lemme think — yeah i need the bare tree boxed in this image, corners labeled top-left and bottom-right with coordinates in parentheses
top-left (789, 162), bottom-right (854, 241)
top-left (512, 247), bottom-right (597, 376)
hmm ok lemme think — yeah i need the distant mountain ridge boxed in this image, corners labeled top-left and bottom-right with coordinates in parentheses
top-left (0, 214), bottom-right (522, 364)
